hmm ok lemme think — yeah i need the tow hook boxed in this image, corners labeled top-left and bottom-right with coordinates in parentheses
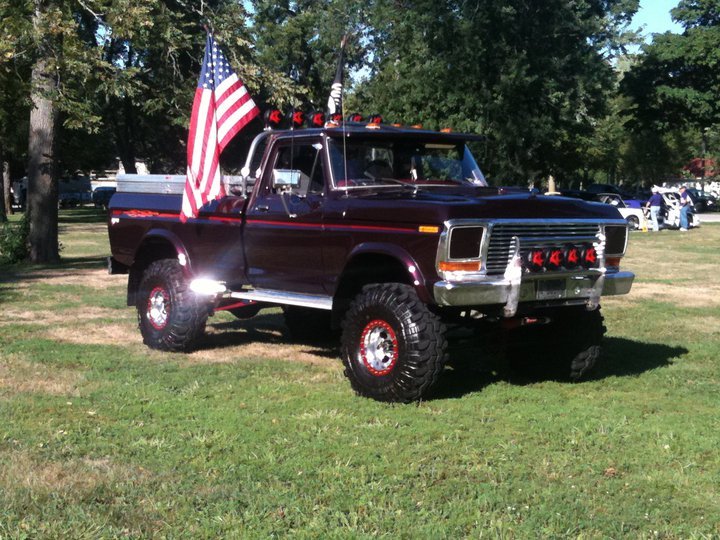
top-left (501, 316), bottom-right (552, 330)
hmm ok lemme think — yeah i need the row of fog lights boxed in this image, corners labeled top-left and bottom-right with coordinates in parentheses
top-left (522, 244), bottom-right (598, 273)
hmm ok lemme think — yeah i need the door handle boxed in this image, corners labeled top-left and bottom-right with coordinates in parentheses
top-left (255, 204), bottom-right (269, 212)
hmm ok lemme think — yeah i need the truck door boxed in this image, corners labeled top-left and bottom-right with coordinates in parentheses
top-left (243, 138), bottom-right (327, 293)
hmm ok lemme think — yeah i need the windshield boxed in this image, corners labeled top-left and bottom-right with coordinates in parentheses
top-left (327, 137), bottom-right (487, 188)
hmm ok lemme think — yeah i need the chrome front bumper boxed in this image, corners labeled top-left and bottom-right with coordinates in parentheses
top-left (433, 271), bottom-right (634, 310)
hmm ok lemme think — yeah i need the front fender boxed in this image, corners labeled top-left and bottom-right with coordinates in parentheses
top-left (345, 242), bottom-right (433, 303)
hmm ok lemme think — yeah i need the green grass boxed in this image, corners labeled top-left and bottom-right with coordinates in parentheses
top-left (1, 211), bottom-right (719, 538)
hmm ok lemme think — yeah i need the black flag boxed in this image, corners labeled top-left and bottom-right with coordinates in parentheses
top-left (327, 35), bottom-right (349, 116)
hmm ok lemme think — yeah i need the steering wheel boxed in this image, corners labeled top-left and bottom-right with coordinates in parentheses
top-left (364, 160), bottom-right (393, 180)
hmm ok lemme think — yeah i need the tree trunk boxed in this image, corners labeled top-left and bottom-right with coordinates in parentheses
top-left (27, 44), bottom-right (59, 263)
top-left (0, 148), bottom-right (7, 222)
top-left (113, 96), bottom-right (138, 174)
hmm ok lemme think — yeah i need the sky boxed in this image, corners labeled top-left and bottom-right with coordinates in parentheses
top-left (632, 0), bottom-right (684, 41)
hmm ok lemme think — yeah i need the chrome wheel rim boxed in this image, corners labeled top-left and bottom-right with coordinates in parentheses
top-left (360, 319), bottom-right (398, 376)
top-left (147, 286), bottom-right (170, 330)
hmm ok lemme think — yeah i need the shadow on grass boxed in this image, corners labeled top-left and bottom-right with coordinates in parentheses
top-left (59, 207), bottom-right (109, 224)
top-left (201, 312), bottom-right (340, 360)
top-left (430, 337), bottom-right (686, 400)
top-left (594, 337), bottom-right (685, 378)
top-left (0, 256), bottom-right (107, 284)
top-left (134, 309), bottom-right (688, 401)
top-left (0, 257), bottom-right (108, 305)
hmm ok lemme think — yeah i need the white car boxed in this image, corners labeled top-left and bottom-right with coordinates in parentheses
top-left (647, 188), bottom-right (701, 229)
top-left (596, 193), bottom-right (648, 230)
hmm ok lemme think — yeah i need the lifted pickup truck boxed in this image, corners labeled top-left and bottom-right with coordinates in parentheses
top-left (108, 121), bottom-right (634, 402)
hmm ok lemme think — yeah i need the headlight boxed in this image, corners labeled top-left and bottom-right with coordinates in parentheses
top-left (438, 225), bottom-right (485, 279)
top-left (604, 225), bottom-right (628, 256)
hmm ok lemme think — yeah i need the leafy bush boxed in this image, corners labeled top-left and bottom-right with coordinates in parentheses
top-left (0, 215), bottom-right (29, 263)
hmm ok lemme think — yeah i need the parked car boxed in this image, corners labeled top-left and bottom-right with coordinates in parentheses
top-left (59, 192), bottom-right (81, 208)
top-left (644, 189), bottom-right (701, 229)
top-left (586, 183), bottom-right (635, 200)
top-left (595, 193), bottom-right (647, 230)
top-left (686, 188), bottom-right (716, 212)
top-left (92, 186), bottom-right (116, 209)
top-left (558, 189), bottom-right (596, 201)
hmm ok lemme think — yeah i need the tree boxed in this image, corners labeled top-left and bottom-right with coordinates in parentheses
top-left (26, 0), bottom-right (59, 263)
top-left (0, 0), bottom-right (32, 220)
top-left (622, 0), bottom-right (720, 180)
top-left (249, 0), bottom-right (367, 110)
top-left (354, 0), bottom-right (640, 185)
top-left (0, 152), bottom-right (7, 222)
top-left (0, 0), bottom-right (294, 263)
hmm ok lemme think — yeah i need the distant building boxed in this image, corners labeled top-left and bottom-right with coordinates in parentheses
top-left (684, 157), bottom-right (718, 180)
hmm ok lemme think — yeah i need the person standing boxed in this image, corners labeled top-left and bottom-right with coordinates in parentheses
top-left (679, 185), bottom-right (693, 231)
top-left (645, 187), bottom-right (663, 231)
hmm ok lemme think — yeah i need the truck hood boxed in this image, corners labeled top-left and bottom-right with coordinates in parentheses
top-left (337, 188), bottom-right (624, 223)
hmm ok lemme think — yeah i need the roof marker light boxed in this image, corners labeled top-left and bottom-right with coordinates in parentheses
top-left (264, 109), bottom-right (283, 130)
top-left (308, 111), bottom-right (325, 128)
top-left (289, 110), bottom-right (305, 129)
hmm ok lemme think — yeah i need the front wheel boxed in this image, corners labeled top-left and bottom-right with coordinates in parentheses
top-left (136, 259), bottom-right (208, 352)
top-left (341, 283), bottom-right (447, 402)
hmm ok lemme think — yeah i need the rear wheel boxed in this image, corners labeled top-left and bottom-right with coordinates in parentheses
top-left (137, 259), bottom-right (208, 351)
top-left (506, 307), bottom-right (606, 381)
top-left (341, 283), bottom-right (447, 402)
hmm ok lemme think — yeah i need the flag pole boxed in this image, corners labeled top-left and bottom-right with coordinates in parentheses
top-left (326, 34), bottom-right (350, 194)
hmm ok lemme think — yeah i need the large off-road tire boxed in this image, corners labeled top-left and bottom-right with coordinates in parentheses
top-left (283, 306), bottom-right (333, 342)
top-left (341, 283), bottom-right (448, 402)
top-left (136, 259), bottom-right (208, 352)
top-left (506, 307), bottom-right (606, 381)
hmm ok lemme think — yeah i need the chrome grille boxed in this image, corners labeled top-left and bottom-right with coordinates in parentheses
top-left (485, 222), bottom-right (601, 275)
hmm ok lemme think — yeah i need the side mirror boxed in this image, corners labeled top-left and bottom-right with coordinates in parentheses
top-left (273, 169), bottom-right (302, 189)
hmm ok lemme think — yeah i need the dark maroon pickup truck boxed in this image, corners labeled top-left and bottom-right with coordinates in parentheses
top-left (108, 123), bottom-right (634, 402)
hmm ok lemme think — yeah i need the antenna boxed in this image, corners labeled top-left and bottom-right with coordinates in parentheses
top-left (342, 84), bottom-right (348, 196)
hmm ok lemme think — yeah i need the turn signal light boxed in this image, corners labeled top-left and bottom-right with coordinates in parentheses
top-left (439, 261), bottom-right (481, 272)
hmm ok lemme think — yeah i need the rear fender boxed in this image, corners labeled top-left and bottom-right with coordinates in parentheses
top-left (127, 229), bottom-right (193, 306)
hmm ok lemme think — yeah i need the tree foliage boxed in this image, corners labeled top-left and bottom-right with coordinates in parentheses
top-left (622, 0), bottom-right (720, 178)
top-left (355, 0), bottom-right (640, 184)
top-left (5, 0), bottom-right (720, 255)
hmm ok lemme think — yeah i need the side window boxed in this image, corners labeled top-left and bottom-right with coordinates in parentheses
top-left (272, 142), bottom-right (324, 196)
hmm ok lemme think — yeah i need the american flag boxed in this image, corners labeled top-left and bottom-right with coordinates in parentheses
top-left (181, 33), bottom-right (259, 221)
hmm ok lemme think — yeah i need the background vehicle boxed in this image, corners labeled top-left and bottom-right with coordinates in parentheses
top-left (686, 187), bottom-right (716, 212)
top-left (92, 186), bottom-right (117, 209)
top-left (586, 183), bottom-right (635, 200)
top-left (595, 193), bottom-right (647, 230)
top-left (644, 189), bottom-right (701, 229)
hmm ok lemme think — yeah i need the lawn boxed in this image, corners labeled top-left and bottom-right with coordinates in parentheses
top-left (1, 209), bottom-right (719, 538)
